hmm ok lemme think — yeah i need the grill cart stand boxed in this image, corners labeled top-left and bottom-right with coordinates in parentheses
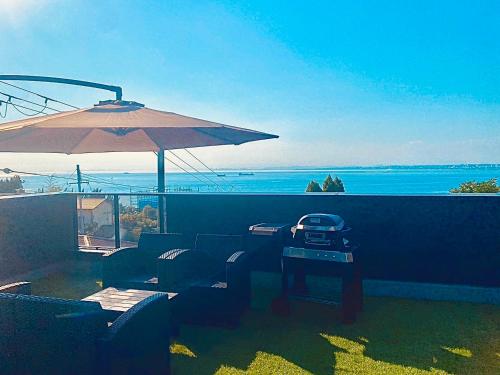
top-left (272, 245), bottom-right (363, 324)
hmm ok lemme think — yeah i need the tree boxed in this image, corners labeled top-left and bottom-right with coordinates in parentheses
top-left (450, 178), bottom-right (500, 193)
top-left (43, 176), bottom-right (63, 192)
top-left (332, 176), bottom-right (345, 192)
top-left (0, 175), bottom-right (24, 193)
top-left (322, 174), bottom-right (345, 192)
top-left (119, 204), bottom-right (159, 242)
top-left (142, 205), bottom-right (157, 220)
top-left (306, 175), bottom-right (346, 193)
top-left (306, 180), bottom-right (322, 192)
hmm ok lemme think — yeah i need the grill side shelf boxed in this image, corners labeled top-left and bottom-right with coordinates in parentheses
top-left (283, 247), bottom-right (354, 263)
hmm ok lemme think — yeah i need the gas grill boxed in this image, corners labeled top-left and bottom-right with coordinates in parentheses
top-left (292, 213), bottom-right (351, 251)
top-left (273, 213), bottom-right (363, 324)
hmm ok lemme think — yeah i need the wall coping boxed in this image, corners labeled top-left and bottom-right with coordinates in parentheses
top-left (3, 192), bottom-right (497, 200)
top-left (159, 192), bottom-right (500, 198)
top-left (0, 192), bottom-right (63, 201)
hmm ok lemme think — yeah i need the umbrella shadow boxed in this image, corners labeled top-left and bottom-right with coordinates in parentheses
top-left (321, 296), bottom-right (499, 374)
top-left (171, 296), bottom-right (499, 375)
top-left (171, 303), bottom-right (338, 374)
top-left (171, 273), bottom-right (499, 374)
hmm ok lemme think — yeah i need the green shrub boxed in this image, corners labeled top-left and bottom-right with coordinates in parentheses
top-left (0, 175), bottom-right (23, 193)
top-left (305, 180), bottom-right (322, 192)
top-left (323, 174), bottom-right (345, 192)
top-left (450, 178), bottom-right (500, 193)
top-left (306, 175), bottom-right (346, 193)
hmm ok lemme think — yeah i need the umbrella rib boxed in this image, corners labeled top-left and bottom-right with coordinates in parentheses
top-left (0, 126), bottom-right (37, 145)
top-left (67, 128), bottom-right (96, 154)
top-left (142, 128), bottom-right (164, 151)
top-left (192, 127), bottom-right (241, 145)
top-left (0, 108), bottom-right (87, 132)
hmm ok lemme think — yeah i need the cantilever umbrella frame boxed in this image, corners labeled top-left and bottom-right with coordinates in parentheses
top-left (0, 76), bottom-right (278, 234)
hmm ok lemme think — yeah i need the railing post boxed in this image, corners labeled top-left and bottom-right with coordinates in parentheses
top-left (73, 194), bottom-right (80, 251)
top-left (113, 194), bottom-right (121, 248)
top-left (157, 149), bottom-right (166, 233)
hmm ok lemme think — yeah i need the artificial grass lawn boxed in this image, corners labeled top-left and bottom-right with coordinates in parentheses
top-left (33, 267), bottom-right (499, 374)
top-left (171, 273), bottom-right (499, 375)
top-left (32, 261), bottom-right (102, 299)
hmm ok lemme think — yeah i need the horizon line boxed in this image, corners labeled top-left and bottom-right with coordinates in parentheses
top-left (8, 163), bottom-right (500, 176)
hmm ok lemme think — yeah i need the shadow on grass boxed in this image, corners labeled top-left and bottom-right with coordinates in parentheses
top-left (172, 273), bottom-right (500, 374)
top-left (339, 297), bottom-right (500, 374)
top-left (27, 267), bottom-right (499, 374)
top-left (172, 304), bottom-right (337, 374)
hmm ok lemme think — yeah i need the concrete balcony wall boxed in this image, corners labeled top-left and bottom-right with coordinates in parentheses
top-left (165, 193), bottom-right (500, 287)
top-left (0, 193), bottom-right (77, 280)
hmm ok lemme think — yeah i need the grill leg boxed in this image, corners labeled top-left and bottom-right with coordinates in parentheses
top-left (292, 268), bottom-right (308, 296)
top-left (341, 272), bottom-right (357, 324)
top-left (272, 258), bottom-right (291, 316)
top-left (353, 263), bottom-right (363, 312)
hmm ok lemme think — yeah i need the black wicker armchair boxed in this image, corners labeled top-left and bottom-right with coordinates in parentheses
top-left (158, 234), bottom-right (251, 326)
top-left (102, 232), bottom-right (187, 290)
top-left (0, 282), bottom-right (171, 375)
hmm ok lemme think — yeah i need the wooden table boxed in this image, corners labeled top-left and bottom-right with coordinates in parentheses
top-left (82, 287), bottom-right (178, 319)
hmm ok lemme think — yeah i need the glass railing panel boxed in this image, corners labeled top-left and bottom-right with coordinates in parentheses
top-left (119, 194), bottom-right (160, 245)
top-left (76, 193), bottom-right (116, 250)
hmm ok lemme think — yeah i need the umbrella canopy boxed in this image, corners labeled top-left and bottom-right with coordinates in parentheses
top-left (0, 100), bottom-right (278, 153)
top-left (0, 99), bottom-right (278, 234)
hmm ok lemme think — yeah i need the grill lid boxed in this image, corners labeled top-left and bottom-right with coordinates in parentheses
top-left (296, 213), bottom-right (345, 232)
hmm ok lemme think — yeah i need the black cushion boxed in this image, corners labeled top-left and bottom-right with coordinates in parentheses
top-left (195, 234), bottom-right (244, 263)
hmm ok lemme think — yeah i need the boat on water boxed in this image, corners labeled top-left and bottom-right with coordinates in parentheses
top-left (238, 172), bottom-right (254, 176)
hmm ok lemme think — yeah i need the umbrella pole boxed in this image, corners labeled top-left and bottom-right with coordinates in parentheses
top-left (157, 149), bottom-right (166, 233)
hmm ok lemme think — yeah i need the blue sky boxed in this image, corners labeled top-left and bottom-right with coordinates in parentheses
top-left (0, 0), bottom-right (499, 172)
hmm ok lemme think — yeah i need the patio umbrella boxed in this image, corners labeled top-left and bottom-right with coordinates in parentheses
top-left (0, 99), bottom-right (278, 231)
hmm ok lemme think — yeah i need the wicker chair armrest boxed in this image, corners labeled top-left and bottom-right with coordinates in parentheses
top-left (158, 248), bottom-right (193, 261)
top-left (102, 246), bottom-right (139, 259)
top-left (226, 250), bottom-right (246, 264)
top-left (99, 293), bottom-right (171, 373)
top-left (0, 281), bottom-right (32, 295)
top-left (104, 293), bottom-right (170, 340)
top-left (225, 251), bottom-right (251, 294)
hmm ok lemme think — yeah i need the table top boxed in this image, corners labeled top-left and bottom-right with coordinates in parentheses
top-left (82, 287), bottom-right (177, 313)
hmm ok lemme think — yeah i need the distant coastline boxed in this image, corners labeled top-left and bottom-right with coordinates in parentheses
top-left (19, 164), bottom-right (500, 195)
top-left (226, 164), bottom-right (500, 172)
top-left (69, 163), bottom-right (500, 175)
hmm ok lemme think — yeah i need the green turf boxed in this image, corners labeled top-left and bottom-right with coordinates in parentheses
top-left (31, 261), bottom-right (102, 300)
top-left (171, 273), bottom-right (499, 375)
top-left (33, 268), bottom-right (499, 374)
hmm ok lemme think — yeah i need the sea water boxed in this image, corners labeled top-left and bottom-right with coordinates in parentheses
top-left (19, 165), bottom-right (500, 194)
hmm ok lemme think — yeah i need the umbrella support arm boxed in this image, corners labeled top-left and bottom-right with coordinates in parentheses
top-left (157, 149), bottom-right (166, 233)
top-left (0, 75), bottom-right (123, 101)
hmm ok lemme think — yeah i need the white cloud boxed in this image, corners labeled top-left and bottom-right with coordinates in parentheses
top-left (0, 0), bottom-right (50, 26)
